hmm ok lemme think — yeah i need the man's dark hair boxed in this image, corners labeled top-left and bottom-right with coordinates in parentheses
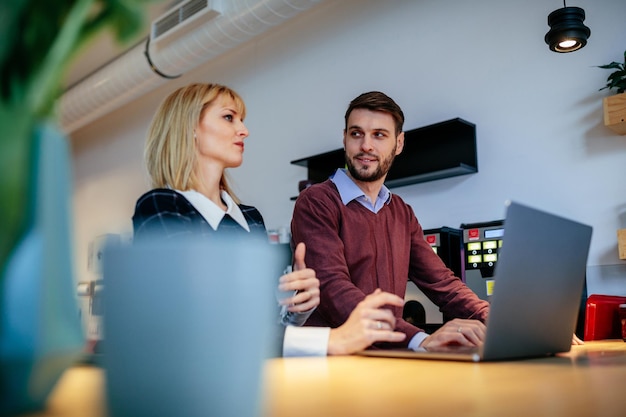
top-left (344, 91), bottom-right (405, 135)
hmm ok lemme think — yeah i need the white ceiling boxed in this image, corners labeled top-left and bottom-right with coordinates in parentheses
top-left (63, 1), bottom-right (172, 89)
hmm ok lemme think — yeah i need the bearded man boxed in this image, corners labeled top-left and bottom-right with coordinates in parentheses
top-left (290, 91), bottom-right (490, 351)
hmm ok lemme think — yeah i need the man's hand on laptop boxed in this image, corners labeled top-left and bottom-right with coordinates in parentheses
top-left (419, 319), bottom-right (486, 350)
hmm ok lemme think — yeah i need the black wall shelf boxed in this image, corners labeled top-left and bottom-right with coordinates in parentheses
top-left (290, 118), bottom-right (478, 198)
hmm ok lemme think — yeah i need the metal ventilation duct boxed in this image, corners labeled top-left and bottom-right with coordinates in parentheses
top-left (59, 0), bottom-right (323, 134)
top-left (151, 0), bottom-right (217, 43)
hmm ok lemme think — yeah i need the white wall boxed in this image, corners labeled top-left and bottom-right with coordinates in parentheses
top-left (71, 0), bottom-right (626, 296)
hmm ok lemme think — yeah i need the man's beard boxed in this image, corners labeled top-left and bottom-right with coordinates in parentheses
top-left (345, 145), bottom-right (397, 183)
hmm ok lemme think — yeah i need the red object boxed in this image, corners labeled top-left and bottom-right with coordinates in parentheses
top-left (584, 294), bottom-right (626, 341)
top-left (468, 229), bottom-right (479, 240)
top-left (425, 235), bottom-right (436, 245)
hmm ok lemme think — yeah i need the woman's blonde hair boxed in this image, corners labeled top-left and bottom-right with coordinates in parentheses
top-left (145, 83), bottom-right (246, 202)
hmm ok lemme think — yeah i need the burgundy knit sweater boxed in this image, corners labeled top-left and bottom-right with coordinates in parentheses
top-left (291, 179), bottom-right (489, 347)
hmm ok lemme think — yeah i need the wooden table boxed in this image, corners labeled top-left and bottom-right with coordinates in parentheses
top-left (23, 340), bottom-right (626, 417)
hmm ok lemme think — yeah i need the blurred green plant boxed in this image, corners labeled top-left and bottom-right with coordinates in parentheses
top-left (0, 0), bottom-right (152, 281)
top-left (597, 49), bottom-right (626, 94)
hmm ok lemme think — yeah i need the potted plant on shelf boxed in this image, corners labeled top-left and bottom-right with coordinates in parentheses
top-left (0, 1), bottom-right (149, 415)
top-left (598, 49), bottom-right (626, 135)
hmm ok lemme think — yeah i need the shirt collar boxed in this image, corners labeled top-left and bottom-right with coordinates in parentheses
top-left (176, 189), bottom-right (250, 232)
top-left (330, 168), bottom-right (392, 212)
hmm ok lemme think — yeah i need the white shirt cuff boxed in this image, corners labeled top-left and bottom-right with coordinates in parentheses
top-left (408, 332), bottom-right (429, 351)
top-left (282, 325), bottom-right (330, 357)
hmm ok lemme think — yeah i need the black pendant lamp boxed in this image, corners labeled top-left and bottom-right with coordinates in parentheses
top-left (544, 1), bottom-right (591, 53)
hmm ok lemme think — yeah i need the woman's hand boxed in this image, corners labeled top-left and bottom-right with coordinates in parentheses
top-left (327, 289), bottom-right (406, 355)
top-left (277, 242), bottom-right (320, 313)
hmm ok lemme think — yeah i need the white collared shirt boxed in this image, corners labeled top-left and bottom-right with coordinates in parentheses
top-left (177, 189), bottom-right (250, 232)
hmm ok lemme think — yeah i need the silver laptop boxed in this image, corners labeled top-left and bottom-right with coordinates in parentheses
top-left (359, 200), bottom-right (593, 362)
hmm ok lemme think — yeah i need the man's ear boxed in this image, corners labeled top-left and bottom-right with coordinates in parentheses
top-left (342, 129), bottom-right (347, 149)
top-left (395, 131), bottom-right (405, 155)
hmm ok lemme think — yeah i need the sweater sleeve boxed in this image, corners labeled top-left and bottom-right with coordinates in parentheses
top-left (406, 209), bottom-right (490, 322)
top-left (291, 185), bottom-right (369, 328)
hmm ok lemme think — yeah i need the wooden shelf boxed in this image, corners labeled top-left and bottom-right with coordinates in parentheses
top-left (290, 117), bottom-right (478, 198)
